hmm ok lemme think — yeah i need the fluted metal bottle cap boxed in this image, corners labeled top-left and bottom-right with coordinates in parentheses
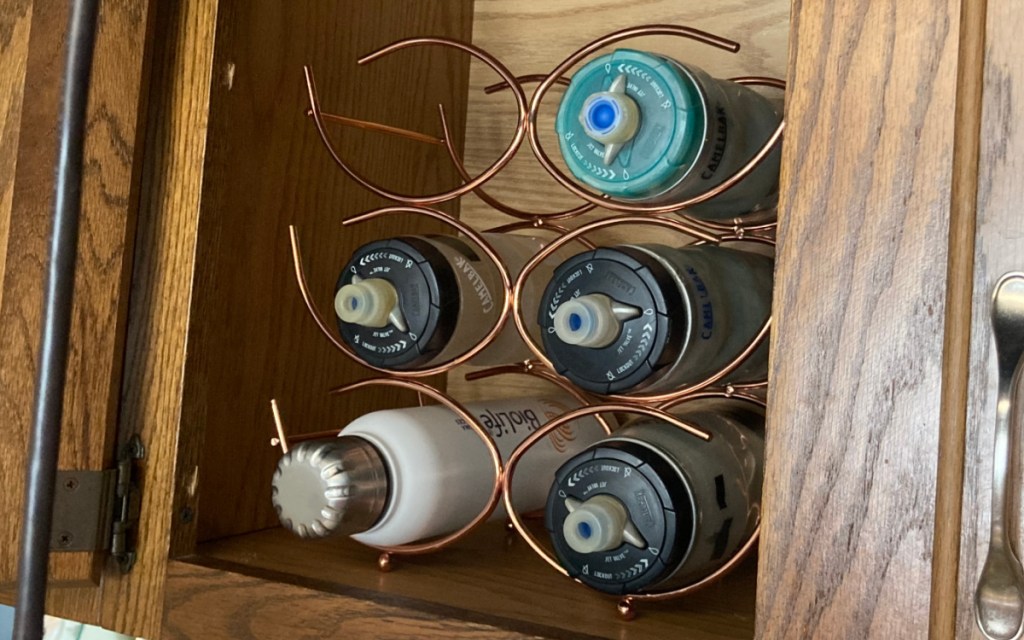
top-left (272, 436), bottom-right (389, 539)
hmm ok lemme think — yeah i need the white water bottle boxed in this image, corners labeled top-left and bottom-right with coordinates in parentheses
top-left (272, 395), bottom-right (607, 547)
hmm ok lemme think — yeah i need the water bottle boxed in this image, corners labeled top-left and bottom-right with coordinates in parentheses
top-left (335, 233), bottom-right (559, 370)
top-left (555, 49), bottom-right (782, 219)
top-left (272, 395), bottom-right (608, 547)
top-left (537, 243), bottom-right (773, 395)
top-left (545, 397), bottom-right (764, 594)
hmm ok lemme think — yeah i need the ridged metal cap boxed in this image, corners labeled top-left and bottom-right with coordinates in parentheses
top-left (272, 436), bottom-right (389, 539)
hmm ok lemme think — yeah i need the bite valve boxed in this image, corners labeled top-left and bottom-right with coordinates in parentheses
top-left (562, 494), bottom-right (647, 554)
top-left (552, 293), bottom-right (639, 349)
top-left (335, 276), bottom-right (408, 331)
top-left (579, 74), bottom-right (641, 165)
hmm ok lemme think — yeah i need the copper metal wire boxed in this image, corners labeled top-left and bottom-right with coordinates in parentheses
top-left (442, 74), bottom-right (596, 221)
top-left (304, 36), bottom-right (527, 205)
top-left (483, 219), bottom-right (598, 250)
top-left (270, 399), bottom-right (290, 454)
top-left (440, 110), bottom-right (598, 221)
top-left (308, 109), bottom-right (446, 146)
top-left (484, 74), bottom-right (571, 95)
top-left (463, 360), bottom-right (617, 435)
top-left (620, 391), bottom-right (767, 604)
top-left (294, 23), bottom-right (784, 609)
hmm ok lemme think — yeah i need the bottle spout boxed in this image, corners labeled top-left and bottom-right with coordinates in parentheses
top-left (552, 293), bottom-right (638, 349)
top-left (562, 494), bottom-right (646, 553)
top-left (579, 74), bottom-right (640, 165)
top-left (335, 276), bottom-right (404, 329)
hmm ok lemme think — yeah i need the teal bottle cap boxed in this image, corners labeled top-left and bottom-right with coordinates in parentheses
top-left (556, 49), bottom-right (704, 200)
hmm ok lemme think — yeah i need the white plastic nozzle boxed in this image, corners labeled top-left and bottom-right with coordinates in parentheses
top-left (563, 494), bottom-right (645, 554)
top-left (579, 74), bottom-right (640, 165)
top-left (552, 294), bottom-right (623, 349)
top-left (335, 277), bottom-right (399, 328)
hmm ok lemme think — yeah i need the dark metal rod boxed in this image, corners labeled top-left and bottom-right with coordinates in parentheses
top-left (14, 1), bottom-right (101, 638)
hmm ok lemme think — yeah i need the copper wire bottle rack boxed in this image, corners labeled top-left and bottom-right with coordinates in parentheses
top-left (272, 23), bottom-right (784, 619)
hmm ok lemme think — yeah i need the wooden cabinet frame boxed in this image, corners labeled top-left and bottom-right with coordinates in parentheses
top-left (1, 0), bottom-right (1018, 638)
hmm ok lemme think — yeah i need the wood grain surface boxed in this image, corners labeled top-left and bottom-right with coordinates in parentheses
top-left (196, 524), bottom-right (756, 640)
top-left (447, 0), bottom-right (789, 403)
top-left (164, 559), bottom-right (541, 640)
top-left (0, 0), bottom-right (219, 636)
top-left (756, 1), bottom-right (964, 638)
top-left (955, 0), bottom-right (1024, 636)
top-left (0, 0), bottom-right (33, 313)
top-left (82, 0), bottom-right (220, 636)
top-left (0, 0), bottom-right (155, 586)
top-left (177, 0), bottom-right (473, 545)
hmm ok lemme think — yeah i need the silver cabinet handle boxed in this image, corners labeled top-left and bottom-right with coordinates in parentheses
top-left (975, 272), bottom-right (1024, 639)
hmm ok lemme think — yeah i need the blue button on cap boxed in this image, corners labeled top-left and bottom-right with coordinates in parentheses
top-left (577, 521), bottom-right (593, 539)
top-left (587, 99), bottom-right (618, 133)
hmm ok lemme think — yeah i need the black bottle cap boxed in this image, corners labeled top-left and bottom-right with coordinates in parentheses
top-left (336, 238), bottom-right (458, 369)
top-left (538, 247), bottom-right (686, 394)
top-left (545, 440), bottom-right (694, 594)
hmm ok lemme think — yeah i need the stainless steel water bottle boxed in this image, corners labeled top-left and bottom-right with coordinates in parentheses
top-left (272, 395), bottom-right (607, 547)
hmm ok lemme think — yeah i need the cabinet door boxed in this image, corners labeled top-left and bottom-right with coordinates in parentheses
top-left (756, 0), bottom-right (973, 637)
top-left (955, 0), bottom-right (1024, 637)
top-left (0, 0), bottom-right (182, 636)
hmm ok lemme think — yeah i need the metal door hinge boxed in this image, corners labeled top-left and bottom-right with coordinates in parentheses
top-left (50, 435), bottom-right (145, 573)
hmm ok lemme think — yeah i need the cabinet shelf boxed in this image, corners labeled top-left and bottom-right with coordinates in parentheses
top-left (186, 524), bottom-right (756, 640)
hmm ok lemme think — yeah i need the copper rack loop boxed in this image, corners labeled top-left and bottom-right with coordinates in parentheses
top-left (438, 106), bottom-right (597, 221)
top-left (676, 77), bottom-right (787, 233)
top-left (509, 215), bottom-right (723, 375)
top-left (500, 403), bottom-right (712, 577)
top-left (340, 206), bottom-right (514, 375)
top-left (304, 36), bottom-right (527, 205)
top-left (526, 25), bottom-right (788, 216)
top-left (463, 361), bottom-right (616, 435)
top-left (600, 317), bottom-right (772, 405)
top-left (328, 377), bottom-right (504, 555)
top-left (482, 75), bottom-right (782, 224)
top-left (308, 109), bottom-right (445, 146)
top-left (291, 207), bottom-right (515, 378)
top-left (624, 391), bottom-right (765, 604)
top-left (509, 216), bottom-right (772, 404)
top-left (484, 74), bottom-right (571, 95)
top-left (483, 220), bottom-right (598, 251)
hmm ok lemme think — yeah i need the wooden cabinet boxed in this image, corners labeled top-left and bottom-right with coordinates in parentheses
top-left (0, 0), bottom-right (1015, 638)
